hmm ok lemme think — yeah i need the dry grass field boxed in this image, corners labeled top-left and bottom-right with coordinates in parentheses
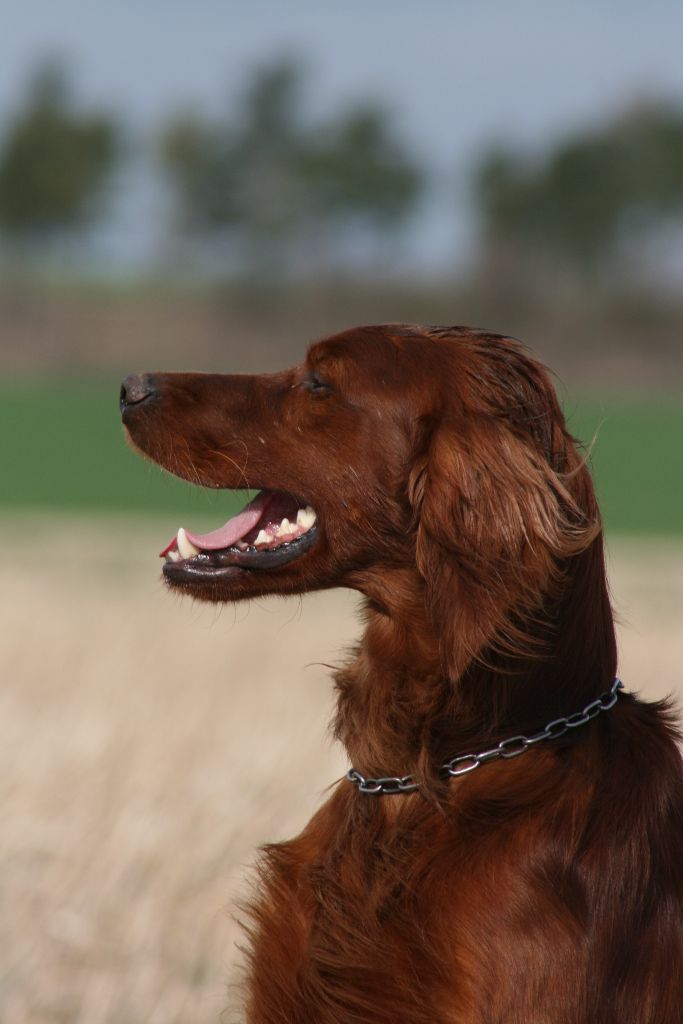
top-left (1, 515), bottom-right (682, 1024)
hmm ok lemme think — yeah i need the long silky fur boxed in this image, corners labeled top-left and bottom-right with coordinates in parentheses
top-left (122, 325), bottom-right (683, 1024)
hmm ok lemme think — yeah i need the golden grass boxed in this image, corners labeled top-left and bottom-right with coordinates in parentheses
top-left (1, 516), bottom-right (681, 1023)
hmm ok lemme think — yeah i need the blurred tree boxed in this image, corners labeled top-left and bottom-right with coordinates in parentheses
top-left (299, 104), bottom-right (422, 231)
top-left (162, 61), bottom-right (307, 275)
top-left (161, 58), bottom-right (423, 277)
top-left (0, 61), bottom-right (120, 252)
top-left (475, 101), bottom-right (683, 278)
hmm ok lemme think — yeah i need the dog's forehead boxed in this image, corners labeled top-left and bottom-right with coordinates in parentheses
top-left (306, 324), bottom-right (426, 381)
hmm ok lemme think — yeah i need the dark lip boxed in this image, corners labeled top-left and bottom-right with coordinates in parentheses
top-left (162, 524), bottom-right (319, 584)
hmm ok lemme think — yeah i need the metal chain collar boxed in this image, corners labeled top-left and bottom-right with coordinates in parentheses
top-left (346, 676), bottom-right (624, 796)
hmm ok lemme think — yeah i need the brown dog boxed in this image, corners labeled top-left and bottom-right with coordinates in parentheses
top-left (121, 324), bottom-right (683, 1023)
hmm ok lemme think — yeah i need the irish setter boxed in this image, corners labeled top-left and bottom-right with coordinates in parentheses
top-left (120, 325), bottom-right (683, 1023)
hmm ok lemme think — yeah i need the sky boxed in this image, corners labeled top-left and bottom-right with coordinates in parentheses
top-left (1, 0), bottom-right (683, 272)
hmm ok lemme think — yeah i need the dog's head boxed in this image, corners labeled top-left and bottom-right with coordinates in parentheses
top-left (121, 324), bottom-right (601, 673)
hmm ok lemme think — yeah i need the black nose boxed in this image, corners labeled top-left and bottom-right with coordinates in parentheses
top-left (120, 373), bottom-right (156, 413)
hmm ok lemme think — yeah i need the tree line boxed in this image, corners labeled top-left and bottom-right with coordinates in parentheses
top-left (1, 58), bottom-right (683, 282)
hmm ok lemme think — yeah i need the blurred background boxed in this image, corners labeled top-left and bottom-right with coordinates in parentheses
top-left (1, 3), bottom-right (681, 1022)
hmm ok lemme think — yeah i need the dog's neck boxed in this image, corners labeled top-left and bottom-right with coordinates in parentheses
top-left (336, 541), bottom-right (617, 781)
top-left (334, 567), bottom-right (443, 777)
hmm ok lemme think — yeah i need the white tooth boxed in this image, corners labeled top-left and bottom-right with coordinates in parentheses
top-left (166, 550), bottom-right (181, 563)
top-left (297, 507), bottom-right (316, 530)
top-left (177, 527), bottom-right (200, 560)
top-left (254, 529), bottom-right (270, 547)
top-left (278, 518), bottom-right (291, 536)
top-left (236, 541), bottom-right (249, 551)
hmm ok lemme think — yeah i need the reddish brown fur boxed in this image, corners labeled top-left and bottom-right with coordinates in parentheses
top-left (122, 325), bottom-right (683, 1023)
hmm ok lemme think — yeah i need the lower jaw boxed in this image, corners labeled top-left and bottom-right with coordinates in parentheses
top-left (162, 526), bottom-right (319, 587)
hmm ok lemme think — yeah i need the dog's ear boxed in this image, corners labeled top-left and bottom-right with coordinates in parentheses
top-left (409, 395), bottom-right (600, 681)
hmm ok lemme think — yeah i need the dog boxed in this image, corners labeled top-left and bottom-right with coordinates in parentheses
top-left (121, 324), bottom-right (683, 1023)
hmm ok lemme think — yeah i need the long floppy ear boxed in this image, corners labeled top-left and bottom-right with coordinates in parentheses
top-left (409, 349), bottom-right (600, 681)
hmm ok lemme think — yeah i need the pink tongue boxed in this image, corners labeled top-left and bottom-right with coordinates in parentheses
top-left (184, 492), bottom-right (271, 551)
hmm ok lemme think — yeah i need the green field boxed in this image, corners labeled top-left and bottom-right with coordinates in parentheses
top-left (1, 378), bottom-right (681, 534)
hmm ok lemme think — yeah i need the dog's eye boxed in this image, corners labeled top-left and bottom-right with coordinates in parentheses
top-left (303, 373), bottom-right (332, 396)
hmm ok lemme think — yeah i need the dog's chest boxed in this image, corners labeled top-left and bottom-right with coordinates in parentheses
top-left (244, 793), bottom-right (483, 1024)
top-left (242, 788), bottom-right (614, 1024)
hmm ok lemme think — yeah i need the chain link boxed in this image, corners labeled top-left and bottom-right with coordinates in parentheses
top-left (347, 677), bottom-right (624, 796)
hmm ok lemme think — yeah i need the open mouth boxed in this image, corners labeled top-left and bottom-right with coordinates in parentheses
top-left (160, 490), bottom-right (318, 583)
